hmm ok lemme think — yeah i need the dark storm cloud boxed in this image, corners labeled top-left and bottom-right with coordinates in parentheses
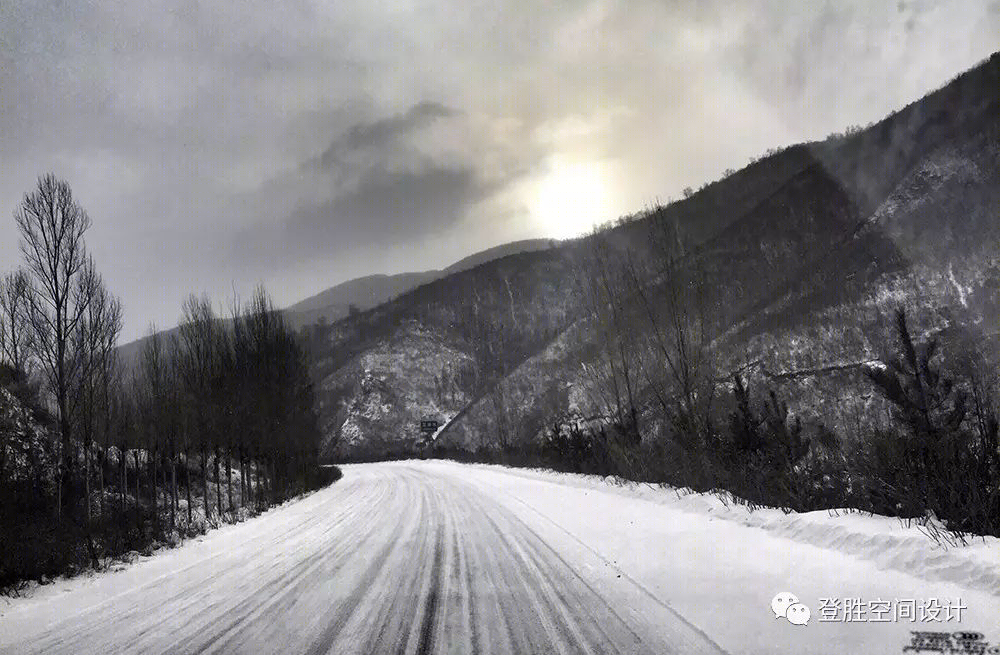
top-left (234, 101), bottom-right (515, 261)
top-left (315, 102), bottom-right (457, 169)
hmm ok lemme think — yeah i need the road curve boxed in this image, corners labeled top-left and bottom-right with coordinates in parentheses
top-left (1, 462), bottom-right (728, 655)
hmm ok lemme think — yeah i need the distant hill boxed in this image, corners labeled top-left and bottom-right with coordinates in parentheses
top-left (117, 238), bottom-right (557, 367)
top-left (283, 238), bottom-right (555, 330)
top-left (441, 238), bottom-right (557, 274)
top-left (285, 272), bottom-right (439, 330)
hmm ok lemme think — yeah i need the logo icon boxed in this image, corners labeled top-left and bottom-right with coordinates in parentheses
top-left (772, 592), bottom-right (810, 625)
top-left (786, 603), bottom-right (810, 625)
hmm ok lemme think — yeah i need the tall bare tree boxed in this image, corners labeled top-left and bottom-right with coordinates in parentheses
top-left (15, 174), bottom-right (100, 516)
top-left (135, 327), bottom-right (178, 531)
top-left (177, 294), bottom-right (230, 523)
top-left (624, 217), bottom-right (719, 480)
top-left (580, 234), bottom-right (642, 441)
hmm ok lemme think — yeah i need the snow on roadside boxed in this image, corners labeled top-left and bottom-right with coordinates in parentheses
top-left (412, 460), bottom-right (1000, 655)
top-left (0, 489), bottom-right (323, 615)
top-left (446, 461), bottom-right (1000, 597)
top-left (6, 460), bottom-right (1000, 655)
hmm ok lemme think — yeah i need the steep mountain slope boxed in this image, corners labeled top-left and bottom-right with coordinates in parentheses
top-left (309, 247), bottom-right (582, 458)
top-left (316, 52), bottom-right (1000, 458)
top-left (708, 70), bottom-right (1000, 435)
top-left (309, 112), bottom-right (893, 458)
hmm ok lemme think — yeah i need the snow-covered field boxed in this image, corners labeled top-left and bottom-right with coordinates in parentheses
top-left (2, 460), bottom-right (999, 654)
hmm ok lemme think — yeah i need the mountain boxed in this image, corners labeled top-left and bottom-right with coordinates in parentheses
top-left (285, 272), bottom-right (439, 330)
top-left (117, 238), bottom-right (556, 368)
top-left (440, 239), bottom-right (558, 275)
top-left (283, 238), bottom-right (556, 330)
top-left (313, 51), bottom-right (1000, 460)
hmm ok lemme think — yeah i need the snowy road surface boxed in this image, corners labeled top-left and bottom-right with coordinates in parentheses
top-left (3, 461), bottom-right (1000, 655)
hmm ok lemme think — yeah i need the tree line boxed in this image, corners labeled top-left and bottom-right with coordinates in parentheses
top-left (0, 175), bottom-right (332, 592)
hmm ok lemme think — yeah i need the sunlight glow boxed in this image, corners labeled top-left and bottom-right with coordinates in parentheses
top-left (530, 158), bottom-right (616, 238)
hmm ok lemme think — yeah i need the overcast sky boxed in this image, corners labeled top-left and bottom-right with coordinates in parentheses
top-left (1, 0), bottom-right (998, 341)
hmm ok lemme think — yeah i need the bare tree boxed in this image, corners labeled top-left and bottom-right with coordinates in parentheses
top-left (0, 270), bottom-right (31, 373)
top-left (178, 295), bottom-right (215, 523)
top-left (571, 217), bottom-right (719, 481)
top-left (95, 346), bottom-right (124, 521)
top-left (464, 282), bottom-right (515, 452)
top-left (15, 174), bottom-right (100, 516)
top-left (74, 278), bottom-right (122, 551)
top-left (136, 326), bottom-right (170, 533)
top-left (626, 217), bottom-right (719, 477)
top-left (580, 234), bottom-right (642, 441)
top-left (169, 331), bottom-right (195, 526)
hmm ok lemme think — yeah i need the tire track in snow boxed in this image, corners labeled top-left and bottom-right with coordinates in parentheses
top-left (414, 520), bottom-right (444, 655)
top-left (0, 463), bottom-right (728, 655)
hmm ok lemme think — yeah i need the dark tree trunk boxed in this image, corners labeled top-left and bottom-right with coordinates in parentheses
top-left (201, 446), bottom-right (210, 522)
top-left (98, 443), bottom-right (106, 519)
top-left (170, 441), bottom-right (177, 532)
top-left (201, 444), bottom-right (212, 523)
top-left (152, 445), bottom-right (159, 535)
top-left (214, 444), bottom-right (222, 520)
top-left (120, 448), bottom-right (127, 532)
top-left (185, 448), bottom-right (193, 526)
top-left (239, 449), bottom-right (246, 507)
top-left (0, 442), bottom-right (7, 498)
top-left (83, 440), bottom-right (99, 570)
top-left (226, 442), bottom-right (234, 514)
top-left (133, 450), bottom-right (141, 533)
top-left (58, 412), bottom-right (72, 519)
top-left (84, 439), bottom-right (92, 525)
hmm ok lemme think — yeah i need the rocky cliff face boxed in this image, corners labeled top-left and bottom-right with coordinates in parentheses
top-left (316, 321), bottom-right (475, 459)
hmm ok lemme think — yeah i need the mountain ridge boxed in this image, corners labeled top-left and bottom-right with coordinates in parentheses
top-left (116, 238), bottom-right (557, 367)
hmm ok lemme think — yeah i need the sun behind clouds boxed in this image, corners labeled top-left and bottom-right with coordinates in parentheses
top-left (529, 156), bottom-right (618, 239)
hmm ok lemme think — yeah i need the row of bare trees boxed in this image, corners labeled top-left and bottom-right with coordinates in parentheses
top-left (0, 174), bottom-right (132, 580)
top-left (131, 288), bottom-right (323, 537)
top-left (1, 175), bottom-right (325, 589)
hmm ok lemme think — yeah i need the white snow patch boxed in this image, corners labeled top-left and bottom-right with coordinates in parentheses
top-left (948, 264), bottom-right (971, 307)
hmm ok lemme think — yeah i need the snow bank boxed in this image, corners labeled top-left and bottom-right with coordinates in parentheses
top-left (446, 462), bottom-right (1000, 595)
top-left (410, 460), bottom-right (1000, 655)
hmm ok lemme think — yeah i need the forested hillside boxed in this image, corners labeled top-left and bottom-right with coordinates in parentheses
top-left (306, 52), bottom-right (1000, 539)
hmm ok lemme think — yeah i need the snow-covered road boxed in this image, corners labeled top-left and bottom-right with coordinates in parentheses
top-left (3, 460), bottom-right (1000, 654)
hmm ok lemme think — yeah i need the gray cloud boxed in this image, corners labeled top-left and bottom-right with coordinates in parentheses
top-left (0, 0), bottom-right (996, 340)
top-left (315, 101), bottom-right (457, 169)
top-left (284, 165), bottom-right (480, 255)
top-left (231, 101), bottom-right (519, 264)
